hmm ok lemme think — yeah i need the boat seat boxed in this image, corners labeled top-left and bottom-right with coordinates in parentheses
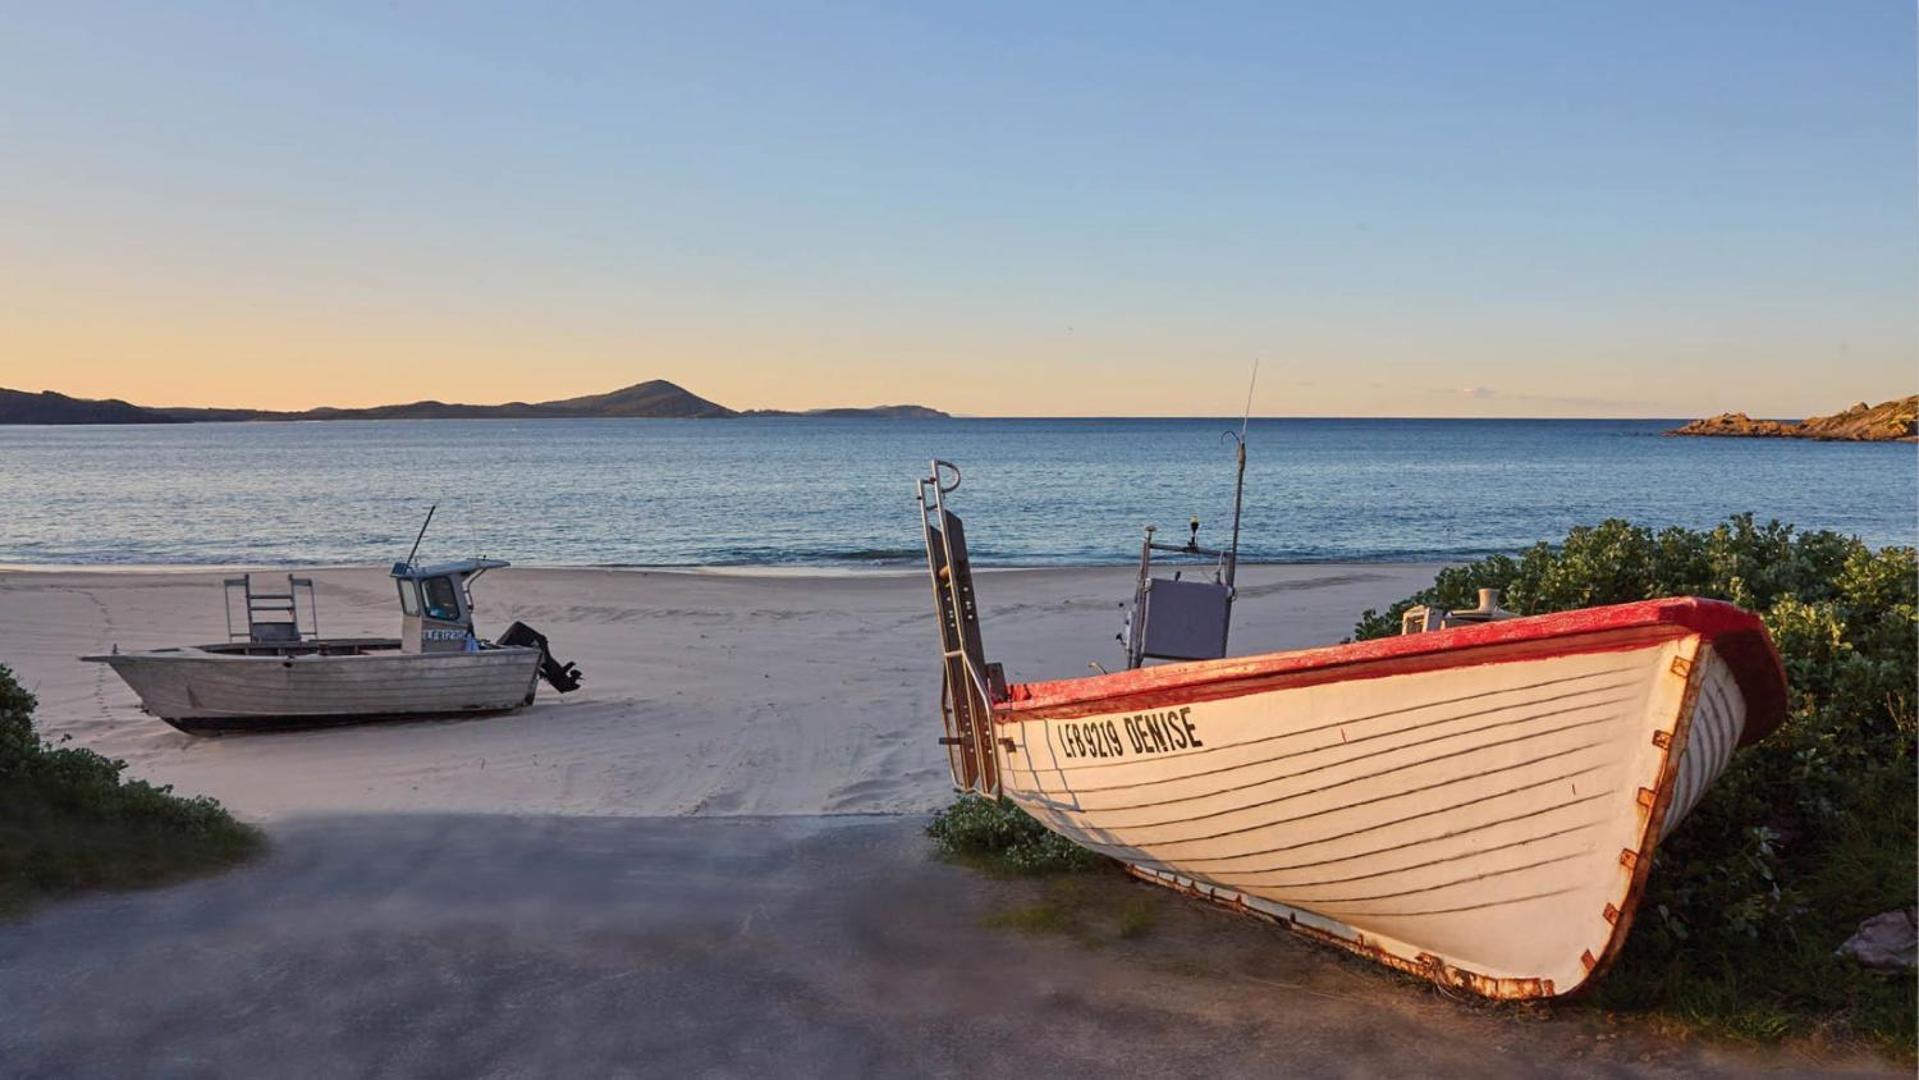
top-left (248, 620), bottom-right (302, 643)
top-left (1136, 577), bottom-right (1232, 662)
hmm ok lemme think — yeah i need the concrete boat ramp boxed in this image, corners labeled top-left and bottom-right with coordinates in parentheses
top-left (0, 815), bottom-right (1891, 1078)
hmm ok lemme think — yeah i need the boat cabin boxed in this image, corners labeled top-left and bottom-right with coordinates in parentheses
top-left (391, 558), bottom-right (509, 653)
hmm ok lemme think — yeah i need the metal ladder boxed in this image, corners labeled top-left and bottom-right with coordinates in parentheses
top-left (917, 460), bottom-right (1002, 796)
top-left (225, 574), bottom-right (318, 644)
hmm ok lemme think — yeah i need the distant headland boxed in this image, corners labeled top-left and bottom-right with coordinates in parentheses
top-left (1668, 396), bottom-right (1916, 443)
top-left (0, 380), bottom-right (949, 425)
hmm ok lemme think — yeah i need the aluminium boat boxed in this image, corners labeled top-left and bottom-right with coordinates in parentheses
top-left (85, 554), bottom-right (581, 735)
top-left (916, 459), bottom-right (1786, 999)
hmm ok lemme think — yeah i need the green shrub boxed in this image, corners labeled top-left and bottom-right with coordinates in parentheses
top-left (1355, 515), bottom-right (1916, 1051)
top-left (0, 664), bottom-right (263, 914)
top-left (927, 793), bottom-right (1103, 874)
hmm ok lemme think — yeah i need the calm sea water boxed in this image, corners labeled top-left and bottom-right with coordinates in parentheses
top-left (0, 418), bottom-right (1911, 567)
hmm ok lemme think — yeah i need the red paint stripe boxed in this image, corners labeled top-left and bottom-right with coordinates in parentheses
top-left (998, 597), bottom-right (1787, 746)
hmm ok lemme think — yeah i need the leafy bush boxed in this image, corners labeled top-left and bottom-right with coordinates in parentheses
top-left (927, 793), bottom-right (1103, 874)
top-left (0, 664), bottom-right (263, 914)
top-left (1355, 515), bottom-right (1916, 1050)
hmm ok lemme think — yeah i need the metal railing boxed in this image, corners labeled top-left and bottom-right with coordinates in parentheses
top-left (917, 459), bottom-right (1001, 796)
top-left (224, 573), bottom-right (318, 644)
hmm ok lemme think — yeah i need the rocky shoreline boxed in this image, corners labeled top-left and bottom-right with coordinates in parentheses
top-left (1669, 396), bottom-right (1916, 442)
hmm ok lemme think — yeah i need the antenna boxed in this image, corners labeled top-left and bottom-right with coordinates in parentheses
top-left (1240, 358), bottom-right (1259, 442)
top-left (405, 504), bottom-right (437, 569)
top-left (1224, 361), bottom-right (1258, 591)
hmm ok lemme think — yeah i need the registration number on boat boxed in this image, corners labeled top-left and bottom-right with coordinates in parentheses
top-left (1054, 706), bottom-right (1203, 760)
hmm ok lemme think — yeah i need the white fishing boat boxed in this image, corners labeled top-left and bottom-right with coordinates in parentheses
top-left (85, 514), bottom-right (582, 734)
top-left (916, 459), bottom-right (1786, 999)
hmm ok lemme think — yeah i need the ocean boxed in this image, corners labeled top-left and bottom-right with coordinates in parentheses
top-left (0, 418), bottom-right (1911, 568)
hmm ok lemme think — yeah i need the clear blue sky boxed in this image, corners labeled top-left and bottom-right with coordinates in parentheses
top-left (1, 2), bottom-right (1912, 416)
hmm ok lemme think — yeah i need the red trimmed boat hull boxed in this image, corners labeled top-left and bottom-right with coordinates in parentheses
top-left (979, 599), bottom-right (1785, 999)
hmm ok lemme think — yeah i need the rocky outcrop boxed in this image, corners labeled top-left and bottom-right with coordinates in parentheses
top-left (1669, 397), bottom-right (1916, 442)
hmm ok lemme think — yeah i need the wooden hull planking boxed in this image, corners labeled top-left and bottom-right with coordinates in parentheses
top-left (980, 599), bottom-right (1785, 998)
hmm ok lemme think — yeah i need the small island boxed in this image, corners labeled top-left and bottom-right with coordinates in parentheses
top-left (0, 379), bottom-right (949, 425)
top-left (1669, 396), bottom-right (1916, 442)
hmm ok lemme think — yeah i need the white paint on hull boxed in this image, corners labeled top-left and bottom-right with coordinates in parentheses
top-left (94, 646), bottom-right (542, 723)
top-left (1662, 652), bottom-right (1745, 839)
top-left (992, 637), bottom-right (1736, 995)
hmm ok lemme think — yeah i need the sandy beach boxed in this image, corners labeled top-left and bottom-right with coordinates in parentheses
top-left (0, 562), bottom-right (1444, 821)
top-left (8, 562), bottom-right (1901, 1077)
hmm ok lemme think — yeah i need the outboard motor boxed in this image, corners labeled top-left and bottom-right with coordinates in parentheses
top-left (498, 621), bottom-right (584, 693)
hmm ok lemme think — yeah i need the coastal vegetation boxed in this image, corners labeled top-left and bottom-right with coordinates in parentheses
top-left (1355, 514), bottom-right (1916, 1052)
top-left (0, 664), bottom-right (262, 915)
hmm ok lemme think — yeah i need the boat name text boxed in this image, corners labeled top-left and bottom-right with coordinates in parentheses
top-left (1056, 707), bottom-right (1202, 760)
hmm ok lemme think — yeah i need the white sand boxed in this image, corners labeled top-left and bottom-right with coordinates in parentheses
top-left (0, 563), bottom-right (1443, 821)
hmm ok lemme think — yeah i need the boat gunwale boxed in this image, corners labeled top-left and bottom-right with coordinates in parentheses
top-left (998, 598), bottom-right (1787, 747)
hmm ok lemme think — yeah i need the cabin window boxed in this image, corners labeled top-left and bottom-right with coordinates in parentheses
top-left (396, 580), bottom-right (421, 617)
top-left (421, 576), bottom-right (461, 621)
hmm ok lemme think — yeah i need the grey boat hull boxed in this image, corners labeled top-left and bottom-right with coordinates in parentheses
top-left (85, 644), bottom-right (544, 734)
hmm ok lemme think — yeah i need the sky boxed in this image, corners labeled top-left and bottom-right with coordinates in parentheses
top-left (0, 2), bottom-right (1913, 417)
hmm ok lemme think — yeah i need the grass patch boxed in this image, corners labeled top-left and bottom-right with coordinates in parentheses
top-left (927, 797), bottom-right (1163, 944)
top-left (0, 663), bottom-right (264, 915)
top-left (1355, 515), bottom-right (1916, 1056)
top-left (1116, 897), bottom-right (1158, 940)
top-left (979, 876), bottom-right (1161, 946)
top-left (983, 896), bottom-right (1080, 935)
top-left (927, 793), bottom-right (1104, 875)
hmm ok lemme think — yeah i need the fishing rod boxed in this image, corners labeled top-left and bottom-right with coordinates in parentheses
top-left (1123, 361), bottom-right (1261, 669)
top-left (1138, 360), bottom-right (1260, 587)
